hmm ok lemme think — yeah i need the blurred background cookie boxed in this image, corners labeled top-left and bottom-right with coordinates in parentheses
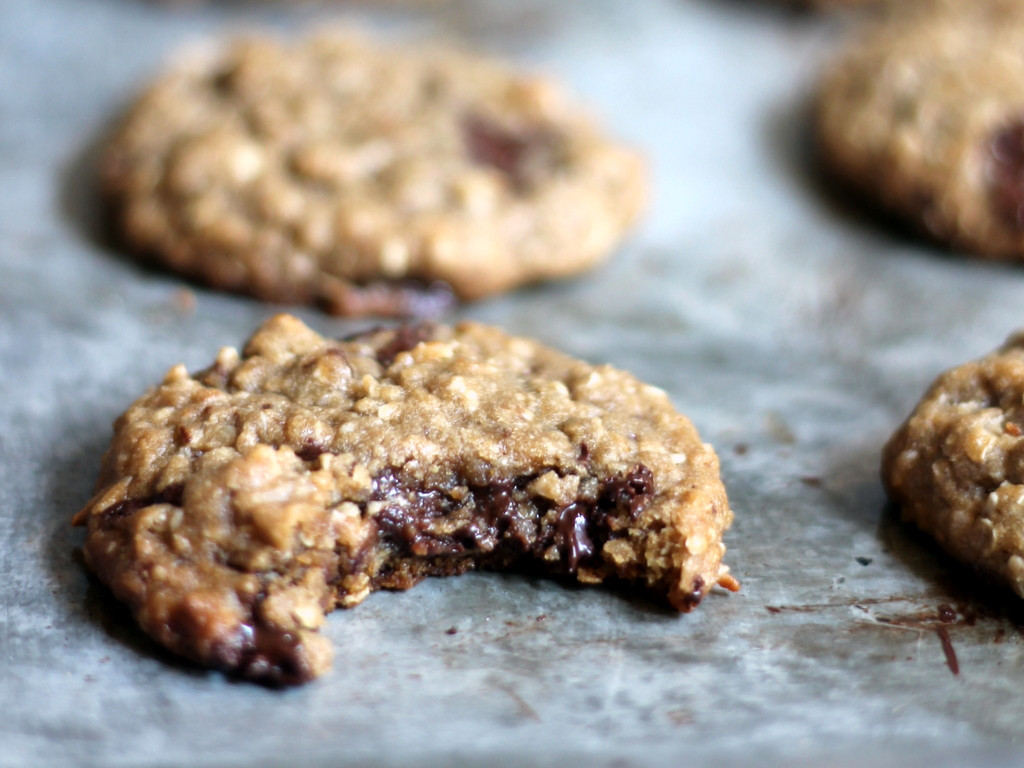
top-left (102, 30), bottom-right (647, 317)
top-left (815, 1), bottom-right (1024, 259)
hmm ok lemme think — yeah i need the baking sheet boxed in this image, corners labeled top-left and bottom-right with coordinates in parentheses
top-left (6, 1), bottom-right (1024, 766)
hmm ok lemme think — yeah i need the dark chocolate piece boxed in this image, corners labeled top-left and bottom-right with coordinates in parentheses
top-left (98, 484), bottom-right (185, 523)
top-left (988, 119), bottom-right (1024, 230)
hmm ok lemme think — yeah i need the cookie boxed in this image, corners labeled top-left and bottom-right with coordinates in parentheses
top-left (815, 1), bottom-right (1024, 259)
top-left (73, 315), bottom-right (735, 684)
top-left (101, 31), bottom-right (647, 317)
top-left (765, 0), bottom-right (880, 9)
top-left (882, 333), bottom-right (1024, 598)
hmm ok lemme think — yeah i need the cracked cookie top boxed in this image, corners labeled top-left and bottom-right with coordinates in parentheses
top-left (74, 315), bottom-right (733, 684)
top-left (102, 30), bottom-right (647, 316)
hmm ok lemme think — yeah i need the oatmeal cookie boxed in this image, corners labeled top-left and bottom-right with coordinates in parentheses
top-left (815, 1), bottom-right (1024, 259)
top-left (882, 333), bottom-right (1024, 598)
top-left (73, 315), bottom-right (734, 684)
top-left (101, 31), bottom-right (647, 317)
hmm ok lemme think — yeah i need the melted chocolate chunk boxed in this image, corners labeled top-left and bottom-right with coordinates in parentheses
top-left (477, 481), bottom-right (516, 522)
top-left (98, 483), bottom-right (185, 523)
top-left (375, 494), bottom-right (462, 557)
top-left (372, 472), bottom-right (529, 557)
top-left (556, 502), bottom-right (594, 573)
top-left (209, 620), bottom-right (312, 686)
top-left (462, 114), bottom-right (558, 190)
top-left (472, 480), bottom-right (535, 550)
top-left (988, 118), bottom-right (1024, 230)
top-left (602, 464), bottom-right (655, 518)
top-left (368, 465), bottom-right (655, 577)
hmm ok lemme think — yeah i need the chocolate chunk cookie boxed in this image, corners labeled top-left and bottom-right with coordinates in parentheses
top-left (101, 31), bottom-right (647, 317)
top-left (73, 315), bottom-right (735, 684)
top-left (815, 1), bottom-right (1024, 259)
top-left (882, 333), bottom-right (1024, 598)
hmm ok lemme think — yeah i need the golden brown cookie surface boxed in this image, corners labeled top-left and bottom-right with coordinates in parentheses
top-left (74, 315), bottom-right (733, 684)
top-left (102, 31), bottom-right (647, 316)
top-left (883, 333), bottom-right (1024, 597)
